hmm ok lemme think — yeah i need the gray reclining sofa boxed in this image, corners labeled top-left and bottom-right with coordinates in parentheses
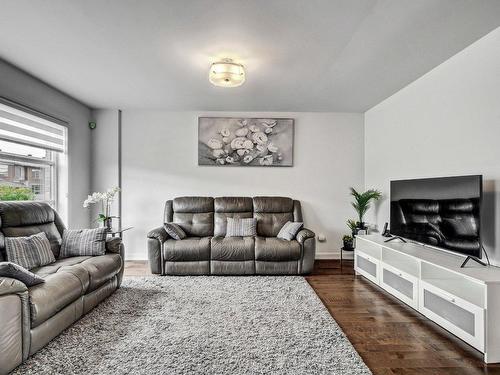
top-left (0, 202), bottom-right (124, 375)
top-left (147, 196), bottom-right (315, 275)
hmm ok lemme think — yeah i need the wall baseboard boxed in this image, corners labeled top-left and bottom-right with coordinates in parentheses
top-left (315, 251), bottom-right (354, 260)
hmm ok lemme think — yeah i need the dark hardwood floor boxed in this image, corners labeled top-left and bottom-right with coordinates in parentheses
top-left (124, 260), bottom-right (500, 375)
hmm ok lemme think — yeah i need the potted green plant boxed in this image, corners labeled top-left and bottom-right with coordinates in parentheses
top-left (347, 219), bottom-right (357, 237)
top-left (350, 187), bottom-right (382, 230)
top-left (342, 235), bottom-right (354, 250)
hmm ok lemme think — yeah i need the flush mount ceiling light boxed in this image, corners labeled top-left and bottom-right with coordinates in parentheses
top-left (209, 58), bottom-right (245, 87)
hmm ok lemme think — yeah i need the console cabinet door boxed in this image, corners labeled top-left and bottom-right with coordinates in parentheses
top-left (419, 281), bottom-right (484, 352)
top-left (380, 263), bottom-right (418, 309)
top-left (355, 251), bottom-right (380, 285)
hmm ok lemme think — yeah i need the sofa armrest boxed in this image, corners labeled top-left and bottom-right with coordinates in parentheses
top-left (147, 226), bottom-right (169, 243)
top-left (105, 238), bottom-right (125, 287)
top-left (0, 277), bottom-right (30, 374)
top-left (147, 226), bottom-right (169, 275)
top-left (105, 237), bottom-right (122, 254)
top-left (296, 229), bottom-right (316, 275)
top-left (0, 277), bottom-right (27, 296)
top-left (296, 228), bottom-right (315, 244)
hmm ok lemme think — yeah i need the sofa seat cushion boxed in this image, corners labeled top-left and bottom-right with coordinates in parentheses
top-left (255, 237), bottom-right (301, 261)
top-left (28, 269), bottom-right (89, 328)
top-left (164, 237), bottom-right (211, 261)
top-left (31, 256), bottom-right (92, 277)
top-left (211, 237), bottom-right (254, 261)
top-left (77, 254), bottom-right (122, 292)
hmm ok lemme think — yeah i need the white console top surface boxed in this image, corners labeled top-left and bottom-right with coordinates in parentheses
top-left (357, 235), bottom-right (500, 284)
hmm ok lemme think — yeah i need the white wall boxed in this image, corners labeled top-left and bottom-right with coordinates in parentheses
top-left (365, 27), bottom-right (500, 265)
top-left (121, 111), bottom-right (364, 260)
top-left (0, 59), bottom-right (92, 227)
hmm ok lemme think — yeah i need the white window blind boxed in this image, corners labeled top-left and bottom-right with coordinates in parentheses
top-left (0, 102), bottom-right (66, 153)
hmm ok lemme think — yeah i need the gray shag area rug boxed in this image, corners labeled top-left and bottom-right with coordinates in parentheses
top-left (12, 276), bottom-right (371, 375)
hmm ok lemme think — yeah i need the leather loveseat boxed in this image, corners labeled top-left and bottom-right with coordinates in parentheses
top-left (147, 196), bottom-right (315, 275)
top-left (0, 202), bottom-right (124, 375)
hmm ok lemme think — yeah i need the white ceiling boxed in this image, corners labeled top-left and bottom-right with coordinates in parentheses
top-left (1, 0), bottom-right (499, 112)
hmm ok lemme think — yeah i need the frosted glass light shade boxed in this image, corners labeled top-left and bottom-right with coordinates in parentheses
top-left (209, 59), bottom-right (245, 87)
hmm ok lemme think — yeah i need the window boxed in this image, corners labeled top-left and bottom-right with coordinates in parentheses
top-left (31, 184), bottom-right (41, 195)
top-left (0, 165), bottom-right (7, 177)
top-left (14, 165), bottom-right (25, 181)
top-left (31, 168), bottom-right (41, 180)
top-left (0, 100), bottom-right (66, 207)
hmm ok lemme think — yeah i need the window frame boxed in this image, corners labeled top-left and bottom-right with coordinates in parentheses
top-left (0, 96), bottom-right (68, 219)
top-left (0, 147), bottom-right (58, 207)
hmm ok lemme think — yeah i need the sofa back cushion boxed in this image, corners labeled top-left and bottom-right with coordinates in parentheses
top-left (0, 202), bottom-right (64, 259)
top-left (214, 197), bottom-right (253, 237)
top-left (170, 197), bottom-right (214, 237)
top-left (162, 196), bottom-right (302, 238)
top-left (253, 197), bottom-right (294, 237)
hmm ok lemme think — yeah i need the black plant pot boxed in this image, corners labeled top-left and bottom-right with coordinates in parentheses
top-left (357, 222), bottom-right (367, 230)
top-left (343, 239), bottom-right (354, 250)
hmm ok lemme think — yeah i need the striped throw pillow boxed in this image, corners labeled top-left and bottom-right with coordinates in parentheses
top-left (60, 228), bottom-right (107, 257)
top-left (226, 217), bottom-right (257, 237)
top-left (277, 221), bottom-right (303, 241)
top-left (5, 232), bottom-right (56, 270)
top-left (164, 223), bottom-right (186, 240)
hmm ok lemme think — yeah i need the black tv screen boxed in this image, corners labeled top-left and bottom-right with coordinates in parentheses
top-left (390, 175), bottom-right (482, 258)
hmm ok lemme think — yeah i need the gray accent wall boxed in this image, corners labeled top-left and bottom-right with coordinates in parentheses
top-left (90, 109), bottom-right (120, 226)
top-left (0, 59), bottom-right (92, 228)
top-left (365, 27), bottom-right (500, 266)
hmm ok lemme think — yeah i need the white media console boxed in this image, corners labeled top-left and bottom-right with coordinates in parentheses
top-left (355, 234), bottom-right (500, 363)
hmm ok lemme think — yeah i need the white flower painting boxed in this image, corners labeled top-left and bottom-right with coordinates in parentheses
top-left (198, 117), bottom-right (294, 167)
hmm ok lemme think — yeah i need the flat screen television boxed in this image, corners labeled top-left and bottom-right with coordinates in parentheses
top-left (390, 175), bottom-right (482, 258)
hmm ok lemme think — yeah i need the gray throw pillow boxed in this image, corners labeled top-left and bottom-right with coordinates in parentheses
top-left (5, 232), bottom-right (55, 270)
top-left (277, 221), bottom-right (304, 241)
top-left (164, 223), bottom-right (186, 240)
top-left (30, 232), bottom-right (56, 266)
top-left (60, 228), bottom-right (107, 257)
top-left (0, 262), bottom-right (45, 286)
top-left (226, 217), bottom-right (257, 237)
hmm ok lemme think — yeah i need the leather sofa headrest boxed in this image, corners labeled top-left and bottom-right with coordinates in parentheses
top-left (214, 197), bottom-right (253, 213)
top-left (0, 201), bottom-right (55, 228)
top-left (253, 197), bottom-right (293, 213)
top-left (172, 197), bottom-right (214, 213)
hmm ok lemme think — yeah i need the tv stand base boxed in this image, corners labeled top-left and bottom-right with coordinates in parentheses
top-left (384, 236), bottom-right (407, 243)
top-left (355, 235), bottom-right (500, 363)
top-left (461, 255), bottom-right (487, 268)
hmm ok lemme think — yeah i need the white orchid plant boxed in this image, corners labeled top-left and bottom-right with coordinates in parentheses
top-left (83, 186), bottom-right (121, 225)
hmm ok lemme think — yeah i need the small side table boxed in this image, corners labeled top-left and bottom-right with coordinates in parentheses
top-left (106, 227), bottom-right (133, 238)
top-left (340, 246), bottom-right (355, 271)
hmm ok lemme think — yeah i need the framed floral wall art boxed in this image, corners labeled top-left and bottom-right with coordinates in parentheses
top-left (198, 117), bottom-right (294, 167)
